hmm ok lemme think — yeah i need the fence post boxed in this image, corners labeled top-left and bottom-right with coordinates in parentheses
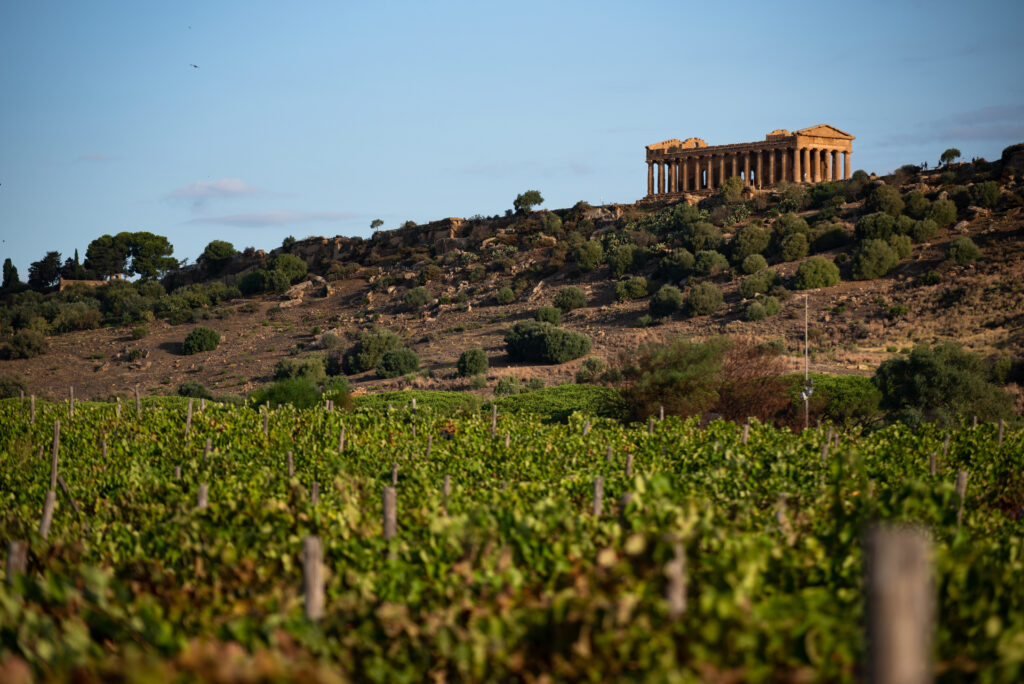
top-left (303, 536), bottom-right (325, 621)
top-left (6, 541), bottom-right (28, 582)
top-left (504, 433), bottom-right (510, 449)
top-left (263, 411), bottom-right (269, 436)
top-left (68, 386), bottom-right (74, 418)
top-left (659, 405), bottom-right (664, 422)
top-left (100, 438), bottom-right (107, 460)
top-left (197, 484), bottom-right (209, 510)
top-left (186, 398), bottom-right (193, 437)
top-left (391, 462), bottom-right (398, 486)
top-left (382, 487), bottom-right (397, 541)
top-left (39, 490), bottom-right (56, 540)
top-left (338, 427), bottom-right (345, 454)
top-left (742, 421), bottom-right (750, 445)
top-left (625, 453), bottom-right (633, 478)
top-left (411, 397), bottom-right (417, 413)
top-left (592, 476), bottom-right (604, 517)
top-left (648, 417), bottom-right (654, 435)
top-left (583, 420), bottom-right (590, 436)
top-left (30, 395), bottom-right (35, 423)
top-left (664, 538), bottom-right (687, 620)
top-left (200, 398), bottom-right (205, 411)
top-left (311, 481), bottom-right (319, 506)
top-left (115, 398), bottom-right (120, 420)
top-left (288, 451), bottom-right (295, 478)
top-left (865, 525), bottom-right (933, 684)
top-left (174, 466), bottom-right (182, 480)
top-left (606, 446), bottom-right (613, 463)
top-left (491, 404), bottom-right (498, 438)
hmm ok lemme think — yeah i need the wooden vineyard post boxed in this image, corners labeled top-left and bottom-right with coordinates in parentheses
top-left (425, 434), bottom-right (432, 459)
top-left (30, 395), bottom-right (35, 423)
top-left (204, 438), bottom-right (211, 460)
top-left (185, 398), bottom-right (193, 437)
top-left (135, 384), bottom-right (141, 419)
top-left (391, 462), bottom-right (398, 486)
top-left (338, 427), bottom-right (345, 454)
top-left (504, 434), bottom-right (510, 449)
top-left (263, 411), bottom-right (269, 436)
top-left (303, 536), bottom-right (325, 621)
top-left (200, 398), bottom-right (205, 411)
top-left (648, 417), bottom-right (655, 435)
top-left (68, 385), bottom-right (74, 418)
top-left (606, 446), bottom-right (613, 463)
top-left (592, 477), bottom-right (604, 516)
top-left (742, 421), bottom-right (750, 445)
top-left (625, 453), bottom-right (633, 478)
top-left (382, 487), bottom-right (397, 541)
top-left (6, 541), bottom-right (28, 582)
top-left (442, 474), bottom-right (451, 514)
top-left (39, 490), bottom-right (57, 540)
top-left (491, 404), bottom-right (498, 438)
top-left (956, 470), bottom-right (968, 529)
top-left (411, 425), bottom-right (416, 438)
top-left (942, 434), bottom-right (950, 459)
top-left (174, 466), bottom-right (182, 480)
top-left (583, 421), bottom-right (590, 436)
top-left (659, 405), bottom-right (664, 422)
top-left (619, 493), bottom-right (634, 529)
top-left (972, 415), bottom-right (978, 429)
top-left (100, 438), bottom-right (107, 460)
top-left (311, 481), bottom-right (319, 506)
top-left (50, 419), bottom-right (60, 488)
top-left (865, 525), bottom-right (933, 684)
top-left (411, 397), bottom-right (417, 413)
top-left (664, 538), bottom-right (687, 620)
top-left (197, 484), bottom-right (209, 510)
top-left (288, 451), bottom-right (295, 478)
top-left (929, 452), bottom-right (937, 476)
top-left (115, 398), bottom-right (120, 420)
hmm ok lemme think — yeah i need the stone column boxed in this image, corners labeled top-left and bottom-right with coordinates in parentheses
top-left (668, 160), bottom-right (676, 193)
top-left (647, 162), bottom-right (654, 196)
top-left (730, 153), bottom-right (738, 180)
top-left (719, 155), bottom-right (725, 188)
top-left (769, 150), bottom-right (776, 186)
top-left (681, 158), bottom-right (689, 192)
top-left (800, 148), bottom-right (808, 183)
top-left (843, 151), bottom-right (850, 180)
top-left (781, 149), bottom-right (788, 183)
top-left (756, 151), bottom-right (764, 189)
top-left (826, 150), bottom-right (834, 182)
top-left (743, 152), bottom-right (751, 186)
top-left (657, 162), bottom-right (664, 194)
top-left (706, 156), bottom-right (713, 190)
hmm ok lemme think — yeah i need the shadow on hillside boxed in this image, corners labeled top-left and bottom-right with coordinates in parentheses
top-left (158, 340), bottom-right (183, 355)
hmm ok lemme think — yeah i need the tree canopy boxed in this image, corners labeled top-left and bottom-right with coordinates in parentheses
top-left (85, 231), bottom-right (178, 280)
top-left (513, 190), bottom-right (544, 215)
top-left (28, 251), bottom-right (62, 290)
top-left (940, 148), bottom-right (961, 166)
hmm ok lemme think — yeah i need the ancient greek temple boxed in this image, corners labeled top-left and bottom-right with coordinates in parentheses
top-left (644, 124), bottom-right (854, 198)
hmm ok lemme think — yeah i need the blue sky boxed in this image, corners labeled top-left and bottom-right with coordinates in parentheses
top-left (2, 0), bottom-right (1022, 277)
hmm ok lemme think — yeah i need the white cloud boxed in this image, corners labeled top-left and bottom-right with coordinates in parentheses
top-left (166, 178), bottom-right (263, 211)
top-left (186, 210), bottom-right (358, 227)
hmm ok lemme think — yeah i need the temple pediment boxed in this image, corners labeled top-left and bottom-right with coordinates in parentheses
top-left (795, 124), bottom-right (854, 140)
top-left (647, 137), bottom-right (707, 152)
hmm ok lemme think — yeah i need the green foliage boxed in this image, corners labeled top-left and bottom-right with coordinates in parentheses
top-left (778, 233), bottom-right (809, 262)
top-left (741, 253), bottom-right (768, 274)
top-left (873, 342), bottom-right (1015, 425)
top-left (970, 181), bottom-right (1000, 208)
top-left (269, 253), bottom-right (308, 284)
top-left (888, 233), bottom-right (913, 259)
top-left (855, 212), bottom-right (897, 241)
top-left (852, 239), bottom-right (899, 280)
top-left (947, 236), bottom-right (981, 264)
top-left (865, 184), bottom-right (905, 216)
top-left (649, 285), bottom-right (683, 318)
top-left (771, 213), bottom-right (809, 246)
top-left (492, 384), bottom-right (626, 422)
top-left (341, 328), bottom-right (403, 375)
top-left (543, 212), bottom-right (563, 234)
top-left (494, 375), bottom-right (521, 396)
top-left (182, 326), bottom-right (220, 355)
top-left (614, 276), bottom-right (649, 301)
top-left (926, 199), bottom-right (958, 228)
top-left (739, 269), bottom-right (779, 299)
top-left (680, 221), bottom-right (723, 252)
top-left (0, 372), bottom-right (28, 398)
top-left (504, 320), bottom-right (591, 364)
top-left (2, 258), bottom-right (21, 290)
top-left (658, 248), bottom-right (695, 281)
top-left (729, 225), bottom-right (770, 263)
top-left (376, 348), bottom-right (420, 378)
top-left (28, 251), bottom-right (63, 290)
top-left (940, 147), bottom-right (961, 166)
top-left (525, 377), bottom-right (545, 392)
top-left (693, 250), bottom-right (729, 276)
top-left (177, 379), bottom-right (213, 400)
top-left (513, 189), bottom-right (544, 215)
top-left (719, 176), bottom-right (744, 203)
top-left (495, 287), bottom-right (515, 304)
top-left (902, 190), bottom-right (930, 219)
top-left (606, 245), bottom-right (643, 279)
top-left (573, 241), bottom-right (604, 272)
top-left (910, 219), bottom-right (939, 243)
top-left (251, 376), bottom-right (321, 409)
top-left (535, 306), bottom-right (562, 325)
top-left (794, 257), bottom-right (840, 290)
top-left (403, 286), bottom-right (433, 309)
top-left (575, 357), bottom-right (607, 384)
top-left (274, 355), bottom-right (327, 383)
top-left (745, 295), bottom-right (781, 321)
top-left (131, 326), bottom-right (148, 340)
top-left (809, 224), bottom-right (850, 253)
top-left (457, 348), bottom-right (489, 377)
top-left (353, 390), bottom-right (480, 415)
top-left (553, 286), bottom-right (586, 312)
top-left (685, 282), bottom-right (723, 317)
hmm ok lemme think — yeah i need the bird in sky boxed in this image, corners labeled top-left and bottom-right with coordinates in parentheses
top-left (190, 64), bottom-right (200, 69)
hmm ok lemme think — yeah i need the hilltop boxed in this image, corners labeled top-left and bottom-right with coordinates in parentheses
top-left (2, 146), bottom-right (1023, 414)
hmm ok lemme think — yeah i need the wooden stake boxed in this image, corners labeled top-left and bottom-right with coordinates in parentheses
top-left (742, 422), bottom-right (750, 445)
top-left (338, 427), bottom-right (345, 453)
top-left (200, 398), bottom-right (206, 411)
top-left (30, 395), bottom-right (35, 423)
top-left (391, 462), bottom-right (398, 486)
top-left (659, 405), bottom-right (664, 422)
top-left (664, 538), bottom-right (687, 620)
top-left (382, 487), bottom-right (397, 541)
top-left (68, 385), bottom-right (74, 418)
top-left (263, 411), bottom-right (269, 436)
top-left (311, 481), bottom-right (319, 506)
top-left (411, 397), bottom-right (417, 412)
top-left (972, 415), bottom-right (977, 428)
top-left (197, 484), bottom-right (209, 510)
top-left (583, 420), bottom-right (590, 436)
top-left (606, 445), bottom-right (613, 463)
top-left (115, 399), bottom-right (120, 420)
top-left (592, 476), bottom-right (604, 516)
top-left (288, 451), bottom-right (295, 478)
top-left (821, 439), bottom-right (830, 464)
top-left (100, 438), bottom-right (107, 460)
top-left (303, 536), bottom-right (325, 621)
top-left (648, 417), bottom-right (654, 435)
top-left (135, 384), bottom-right (141, 418)
top-left (185, 398), bottom-right (193, 436)
top-left (6, 541), bottom-right (27, 582)
top-left (929, 452), bottom-right (936, 476)
top-left (204, 438), bottom-right (211, 460)
top-left (504, 433), bottom-right (510, 449)
top-left (865, 525), bottom-right (933, 684)
top-left (39, 490), bottom-right (56, 540)
top-left (491, 404), bottom-right (498, 438)
top-left (625, 453), bottom-right (633, 478)
top-left (956, 470), bottom-right (968, 528)
top-left (411, 425), bottom-right (416, 438)
top-left (174, 466), bottom-right (182, 480)
top-left (442, 474), bottom-right (451, 512)
top-left (942, 434), bottom-right (950, 459)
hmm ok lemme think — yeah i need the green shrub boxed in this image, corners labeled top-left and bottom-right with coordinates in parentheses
top-left (926, 199), bottom-right (958, 228)
top-left (865, 184), bottom-right (905, 216)
top-left (573, 241), bottom-right (603, 272)
top-left (535, 306), bottom-right (562, 325)
top-left (855, 212), bottom-right (896, 241)
top-left (852, 239), bottom-right (899, 280)
top-left (771, 213), bottom-right (810, 246)
top-left (419, 264), bottom-right (443, 283)
top-left (131, 326), bottom-right (148, 340)
top-left (948, 236), bottom-right (981, 264)
top-left (275, 354), bottom-right (327, 382)
top-left (693, 250), bottom-right (730, 276)
top-left (575, 357), bottom-right (607, 384)
top-left (910, 219), bottom-right (939, 243)
top-left (269, 253), bottom-right (308, 284)
top-left (873, 342), bottom-right (1014, 426)
top-left (649, 285), bottom-right (683, 318)
top-left (469, 374), bottom-right (487, 390)
top-left (264, 268), bottom-right (292, 294)
top-left (680, 222), bottom-right (723, 252)
top-left (916, 270), bottom-right (942, 286)
top-left (607, 245), bottom-right (642, 279)
top-left (685, 282), bottom-right (723, 317)
top-left (794, 257), bottom-right (840, 289)
top-left (902, 190), bottom-right (930, 219)
top-left (779, 233), bottom-right (809, 262)
top-left (730, 225), bottom-right (770, 263)
top-left (745, 301), bottom-right (767, 321)
top-left (553, 286), bottom-right (587, 312)
top-left (495, 287), bottom-right (515, 304)
top-left (376, 348), bottom-right (420, 378)
top-left (809, 224), bottom-right (850, 253)
top-left (251, 376), bottom-right (320, 409)
top-left (739, 269), bottom-right (779, 299)
top-left (492, 384), bottom-right (626, 423)
top-left (0, 373), bottom-right (28, 398)
top-left (495, 376), bottom-right (521, 396)
top-left (614, 277), bottom-right (649, 301)
top-left (970, 181), bottom-right (1000, 208)
top-left (741, 253), bottom-right (768, 274)
top-left (525, 377), bottom-right (545, 392)
top-left (341, 328), bottom-right (403, 375)
top-left (457, 348), bottom-right (489, 377)
top-left (888, 233), bottom-right (913, 259)
top-left (182, 326), bottom-right (220, 355)
top-left (403, 286), bottom-right (433, 309)
top-left (177, 380), bottom-right (214, 400)
top-left (658, 248), bottom-right (695, 281)
top-left (504, 320), bottom-right (591, 364)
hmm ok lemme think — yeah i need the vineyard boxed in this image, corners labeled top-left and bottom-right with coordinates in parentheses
top-left (1, 394), bottom-right (1022, 682)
